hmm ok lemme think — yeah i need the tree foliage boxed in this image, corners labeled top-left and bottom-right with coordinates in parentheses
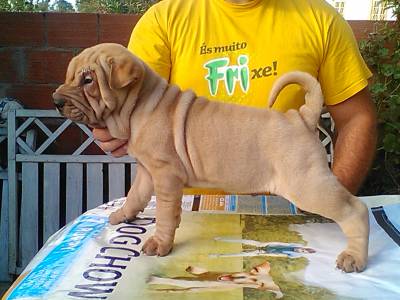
top-left (76, 0), bottom-right (156, 14)
top-left (0, 0), bottom-right (53, 12)
top-left (0, 0), bottom-right (157, 13)
top-left (0, 0), bottom-right (12, 11)
top-left (359, 0), bottom-right (400, 195)
top-left (52, 0), bottom-right (74, 12)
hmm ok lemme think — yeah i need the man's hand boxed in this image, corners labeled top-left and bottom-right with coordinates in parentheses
top-left (92, 128), bottom-right (128, 157)
top-left (328, 87), bottom-right (377, 195)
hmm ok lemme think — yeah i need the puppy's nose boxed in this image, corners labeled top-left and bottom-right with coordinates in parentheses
top-left (52, 93), bottom-right (65, 109)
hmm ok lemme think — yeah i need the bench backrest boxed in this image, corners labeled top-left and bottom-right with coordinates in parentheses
top-left (5, 109), bottom-right (136, 274)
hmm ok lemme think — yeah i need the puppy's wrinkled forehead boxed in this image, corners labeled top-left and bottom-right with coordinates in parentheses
top-left (65, 43), bottom-right (131, 84)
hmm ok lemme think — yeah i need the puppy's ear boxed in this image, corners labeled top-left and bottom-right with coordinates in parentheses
top-left (65, 56), bottom-right (78, 83)
top-left (107, 56), bottom-right (143, 90)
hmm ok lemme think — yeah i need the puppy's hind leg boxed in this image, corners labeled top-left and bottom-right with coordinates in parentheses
top-left (286, 175), bottom-right (369, 273)
top-left (334, 195), bottom-right (369, 273)
top-left (109, 163), bottom-right (154, 225)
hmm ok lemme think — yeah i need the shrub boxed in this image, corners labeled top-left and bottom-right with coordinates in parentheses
top-left (359, 0), bottom-right (400, 195)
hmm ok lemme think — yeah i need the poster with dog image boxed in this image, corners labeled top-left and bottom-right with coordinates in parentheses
top-left (4, 197), bottom-right (400, 300)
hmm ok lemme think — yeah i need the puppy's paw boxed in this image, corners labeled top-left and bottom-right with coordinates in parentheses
top-left (142, 236), bottom-right (173, 256)
top-left (109, 208), bottom-right (138, 225)
top-left (336, 250), bottom-right (366, 273)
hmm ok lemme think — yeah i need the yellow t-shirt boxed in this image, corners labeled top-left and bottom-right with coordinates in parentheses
top-left (127, 0), bottom-right (372, 194)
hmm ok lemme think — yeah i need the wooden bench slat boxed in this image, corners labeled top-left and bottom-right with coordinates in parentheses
top-left (66, 163), bottom-right (83, 223)
top-left (20, 163), bottom-right (39, 269)
top-left (0, 179), bottom-right (11, 281)
top-left (43, 163), bottom-right (60, 242)
top-left (7, 110), bottom-right (18, 275)
top-left (87, 163), bottom-right (103, 210)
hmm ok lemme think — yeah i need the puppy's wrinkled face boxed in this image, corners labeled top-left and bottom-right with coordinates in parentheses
top-left (53, 43), bottom-right (144, 128)
top-left (53, 65), bottom-right (104, 127)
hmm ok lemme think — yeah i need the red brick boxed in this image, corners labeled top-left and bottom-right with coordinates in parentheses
top-left (0, 13), bottom-right (45, 47)
top-left (25, 49), bottom-right (74, 83)
top-left (5, 84), bottom-right (58, 109)
top-left (47, 13), bottom-right (98, 48)
top-left (0, 49), bottom-right (19, 82)
top-left (99, 14), bottom-right (141, 45)
top-left (348, 20), bottom-right (382, 41)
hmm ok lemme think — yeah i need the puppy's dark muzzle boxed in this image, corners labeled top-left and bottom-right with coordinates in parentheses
top-left (52, 93), bottom-right (65, 109)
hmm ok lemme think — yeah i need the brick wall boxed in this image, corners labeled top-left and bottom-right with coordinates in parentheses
top-left (0, 12), bottom-right (140, 108)
top-left (0, 13), bottom-right (377, 108)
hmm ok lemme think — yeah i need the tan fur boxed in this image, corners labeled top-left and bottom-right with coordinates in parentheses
top-left (53, 43), bottom-right (369, 272)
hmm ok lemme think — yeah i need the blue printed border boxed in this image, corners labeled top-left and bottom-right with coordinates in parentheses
top-left (7, 214), bottom-right (109, 299)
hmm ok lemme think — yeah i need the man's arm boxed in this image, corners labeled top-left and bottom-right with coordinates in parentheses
top-left (327, 87), bottom-right (377, 195)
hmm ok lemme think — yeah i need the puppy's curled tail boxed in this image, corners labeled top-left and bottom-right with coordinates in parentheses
top-left (268, 71), bottom-right (324, 130)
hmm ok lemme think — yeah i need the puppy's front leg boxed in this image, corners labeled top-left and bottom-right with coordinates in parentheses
top-left (109, 163), bottom-right (153, 225)
top-left (142, 175), bottom-right (183, 256)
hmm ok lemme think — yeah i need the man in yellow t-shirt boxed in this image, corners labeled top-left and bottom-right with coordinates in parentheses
top-left (94, 0), bottom-right (377, 195)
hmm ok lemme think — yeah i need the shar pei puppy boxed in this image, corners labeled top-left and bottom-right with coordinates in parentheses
top-left (53, 43), bottom-right (369, 273)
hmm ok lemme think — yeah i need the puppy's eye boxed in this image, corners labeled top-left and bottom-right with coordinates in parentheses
top-left (83, 76), bottom-right (93, 85)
